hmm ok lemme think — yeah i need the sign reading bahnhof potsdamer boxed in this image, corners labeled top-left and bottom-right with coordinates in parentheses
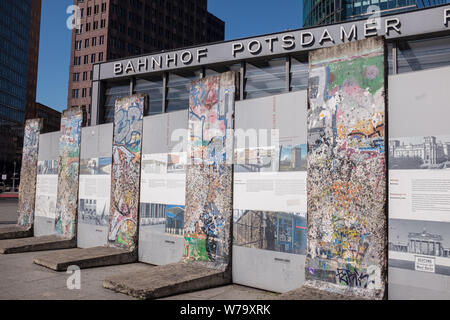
top-left (94, 5), bottom-right (450, 80)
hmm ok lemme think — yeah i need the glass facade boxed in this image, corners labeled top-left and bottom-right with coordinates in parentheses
top-left (303, 0), bottom-right (449, 27)
top-left (0, 0), bottom-right (32, 183)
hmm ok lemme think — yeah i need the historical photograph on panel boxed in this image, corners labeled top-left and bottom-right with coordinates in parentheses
top-left (142, 154), bottom-right (167, 174)
top-left (389, 218), bottom-right (450, 275)
top-left (233, 209), bottom-right (307, 255)
top-left (98, 157), bottom-right (112, 174)
top-left (165, 205), bottom-right (185, 235)
top-left (37, 160), bottom-right (58, 175)
top-left (140, 203), bottom-right (166, 227)
top-left (279, 144), bottom-right (307, 172)
top-left (389, 135), bottom-right (450, 170)
top-left (80, 158), bottom-right (99, 175)
top-left (140, 203), bottom-right (185, 236)
top-left (167, 153), bottom-right (186, 174)
top-left (79, 198), bottom-right (109, 226)
top-left (234, 147), bottom-right (278, 172)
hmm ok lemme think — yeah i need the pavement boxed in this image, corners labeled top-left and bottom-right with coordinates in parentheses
top-left (0, 198), bottom-right (278, 300)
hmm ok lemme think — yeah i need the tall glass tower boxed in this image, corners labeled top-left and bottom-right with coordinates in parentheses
top-left (0, 0), bottom-right (41, 187)
top-left (303, 0), bottom-right (449, 27)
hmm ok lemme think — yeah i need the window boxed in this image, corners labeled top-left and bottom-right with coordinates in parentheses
top-left (101, 3), bottom-right (107, 12)
top-left (85, 39), bottom-right (90, 48)
top-left (166, 70), bottom-right (202, 112)
top-left (135, 77), bottom-right (164, 115)
top-left (98, 52), bottom-right (104, 62)
top-left (290, 55), bottom-right (308, 92)
top-left (74, 56), bottom-right (81, 65)
top-left (75, 24), bottom-right (83, 34)
top-left (75, 40), bottom-right (82, 50)
top-left (91, 53), bottom-right (96, 63)
top-left (99, 35), bottom-right (104, 45)
top-left (84, 55), bottom-right (89, 64)
top-left (82, 88), bottom-right (87, 98)
top-left (87, 7), bottom-right (91, 16)
top-left (83, 71), bottom-right (88, 81)
top-left (73, 73), bottom-right (80, 82)
top-left (92, 37), bottom-right (97, 46)
top-left (94, 5), bottom-right (99, 14)
top-left (93, 21), bottom-right (98, 30)
top-left (101, 19), bottom-right (106, 28)
top-left (86, 23), bottom-right (91, 31)
top-left (72, 89), bottom-right (79, 99)
top-left (397, 35), bottom-right (450, 74)
top-left (103, 80), bottom-right (130, 123)
top-left (244, 58), bottom-right (287, 99)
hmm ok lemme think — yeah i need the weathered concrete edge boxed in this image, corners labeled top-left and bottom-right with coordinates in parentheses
top-left (0, 228), bottom-right (32, 241)
top-left (33, 251), bottom-right (137, 271)
top-left (277, 284), bottom-right (370, 300)
top-left (0, 238), bottom-right (76, 255)
top-left (103, 270), bottom-right (232, 300)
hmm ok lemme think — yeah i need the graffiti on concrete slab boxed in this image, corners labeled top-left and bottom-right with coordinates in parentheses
top-left (305, 37), bottom-right (387, 299)
top-left (17, 119), bottom-right (43, 228)
top-left (108, 94), bottom-right (146, 251)
top-left (184, 72), bottom-right (236, 269)
top-left (55, 108), bottom-right (83, 238)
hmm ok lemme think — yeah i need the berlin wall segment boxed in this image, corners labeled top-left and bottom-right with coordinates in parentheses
top-left (0, 119), bottom-right (43, 240)
top-left (33, 96), bottom-right (146, 271)
top-left (103, 71), bottom-right (238, 299)
top-left (304, 37), bottom-right (387, 299)
top-left (0, 110), bottom-right (84, 254)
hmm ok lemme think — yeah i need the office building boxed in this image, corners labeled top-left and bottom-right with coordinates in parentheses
top-left (68, 0), bottom-right (225, 126)
top-left (0, 0), bottom-right (41, 184)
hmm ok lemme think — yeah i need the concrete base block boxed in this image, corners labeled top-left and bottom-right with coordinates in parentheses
top-left (277, 285), bottom-right (368, 300)
top-left (33, 246), bottom-right (136, 271)
top-left (0, 235), bottom-right (76, 254)
top-left (0, 225), bottom-right (32, 240)
top-left (103, 262), bottom-right (231, 300)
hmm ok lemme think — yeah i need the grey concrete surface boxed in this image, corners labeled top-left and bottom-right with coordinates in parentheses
top-left (278, 285), bottom-right (368, 300)
top-left (160, 284), bottom-right (279, 300)
top-left (0, 250), bottom-right (140, 300)
top-left (103, 262), bottom-right (232, 300)
top-left (33, 246), bottom-right (137, 271)
top-left (0, 198), bottom-right (19, 225)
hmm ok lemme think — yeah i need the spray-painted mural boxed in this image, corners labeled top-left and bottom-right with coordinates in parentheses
top-left (305, 37), bottom-right (387, 299)
top-left (184, 71), bottom-right (236, 269)
top-left (108, 94), bottom-right (146, 252)
top-left (17, 119), bottom-right (43, 228)
top-left (55, 108), bottom-right (83, 238)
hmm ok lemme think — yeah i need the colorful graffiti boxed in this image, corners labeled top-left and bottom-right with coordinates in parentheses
top-left (108, 94), bottom-right (146, 251)
top-left (17, 119), bottom-right (43, 228)
top-left (184, 71), bottom-right (236, 269)
top-left (55, 108), bottom-right (83, 238)
top-left (305, 37), bottom-right (387, 299)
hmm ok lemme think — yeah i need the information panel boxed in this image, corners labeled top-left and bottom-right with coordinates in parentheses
top-left (77, 124), bottom-right (113, 248)
top-left (138, 110), bottom-right (188, 265)
top-left (388, 66), bottom-right (450, 299)
top-left (232, 90), bottom-right (308, 293)
top-left (34, 132), bottom-right (60, 236)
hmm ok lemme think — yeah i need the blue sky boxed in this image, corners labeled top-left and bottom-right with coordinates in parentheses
top-left (36, 0), bottom-right (303, 112)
